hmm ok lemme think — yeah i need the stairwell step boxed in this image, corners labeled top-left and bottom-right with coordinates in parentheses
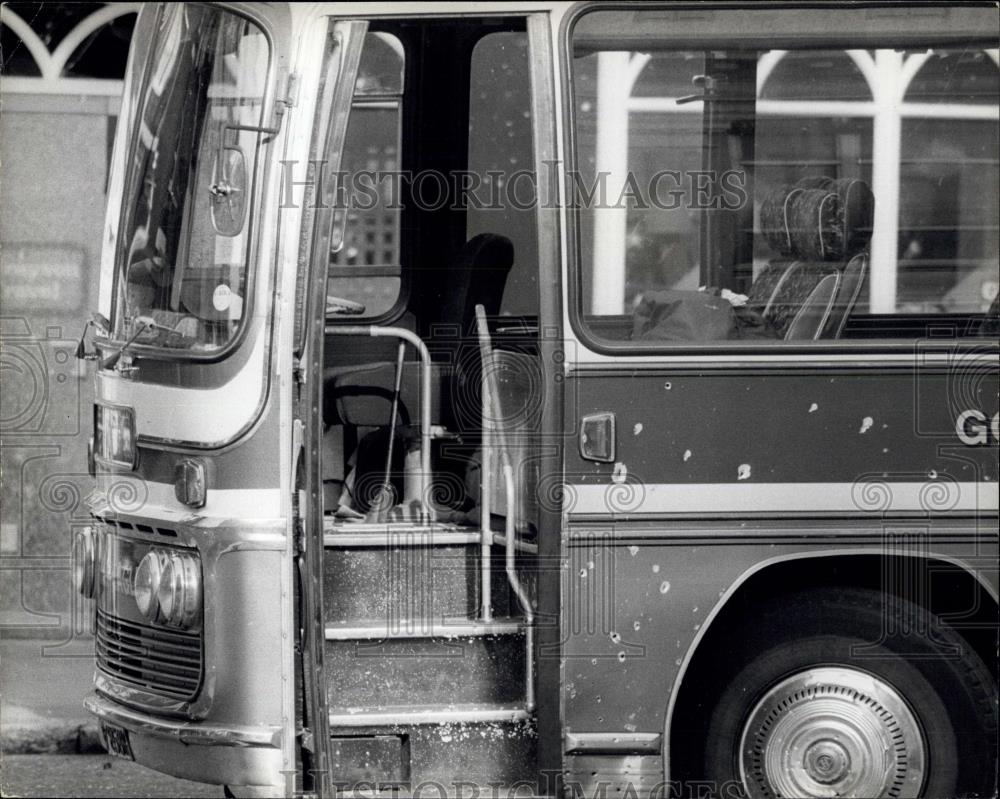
top-left (323, 520), bottom-right (483, 548)
top-left (328, 714), bottom-right (538, 792)
top-left (326, 633), bottom-right (526, 707)
top-left (325, 617), bottom-right (525, 640)
top-left (330, 703), bottom-right (531, 727)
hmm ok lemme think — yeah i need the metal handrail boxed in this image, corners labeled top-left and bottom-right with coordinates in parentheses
top-left (325, 325), bottom-right (432, 522)
top-left (475, 305), bottom-right (536, 712)
top-left (480, 346), bottom-right (493, 622)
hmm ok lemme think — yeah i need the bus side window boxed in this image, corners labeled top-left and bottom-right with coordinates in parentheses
top-left (467, 31), bottom-right (539, 321)
top-left (571, 10), bottom-right (999, 345)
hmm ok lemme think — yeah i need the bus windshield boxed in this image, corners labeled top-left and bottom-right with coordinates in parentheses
top-left (113, 5), bottom-right (268, 354)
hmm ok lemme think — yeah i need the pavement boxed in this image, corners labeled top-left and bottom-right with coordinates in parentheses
top-left (1, 638), bottom-right (103, 754)
top-left (1, 755), bottom-right (224, 798)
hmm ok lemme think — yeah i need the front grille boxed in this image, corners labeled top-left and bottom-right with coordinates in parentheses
top-left (96, 609), bottom-right (203, 701)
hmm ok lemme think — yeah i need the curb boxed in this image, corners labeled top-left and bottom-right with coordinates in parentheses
top-left (1, 723), bottom-right (105, 755)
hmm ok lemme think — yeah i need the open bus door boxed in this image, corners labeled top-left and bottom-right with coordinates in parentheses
top-left (293, 19), bottom-right (368, 796)
top-left (292, 11), bottom-right (563, 796)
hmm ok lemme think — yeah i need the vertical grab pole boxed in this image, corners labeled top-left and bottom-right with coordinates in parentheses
top-left (480, 337), bottom-right (493, 621)
top-left (503, 456), bottom-right (535, 712)
top-left (475, 305), bottom-right (534, 712)
top-left (367, 340), bottom-right (406, 522)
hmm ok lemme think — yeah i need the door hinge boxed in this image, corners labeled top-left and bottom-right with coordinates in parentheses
top-left (280, 72), bottom-right (300, 111)
top-left (293, 517), bottom-right (306, 555)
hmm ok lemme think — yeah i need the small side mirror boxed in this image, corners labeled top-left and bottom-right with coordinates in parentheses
top-left (91, 312), bottom-right (111, 335)
top-left (209, 138), bottom-right (247, 237)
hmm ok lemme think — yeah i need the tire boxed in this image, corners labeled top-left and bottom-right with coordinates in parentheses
top-left (697, 588), bottom-right (996, 799)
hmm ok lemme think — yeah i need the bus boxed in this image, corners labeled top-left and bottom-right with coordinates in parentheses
top-left (74, 2), bottom-right (999, 797)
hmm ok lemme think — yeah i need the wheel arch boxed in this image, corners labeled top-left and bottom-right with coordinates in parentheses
top-left (664, 547), bottom-right (999, 782)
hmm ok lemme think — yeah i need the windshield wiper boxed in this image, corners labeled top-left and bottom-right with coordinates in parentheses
top-left (100, 320), bottom-right (156, 372)
top-left (100, 316), bottom-right (200, 371)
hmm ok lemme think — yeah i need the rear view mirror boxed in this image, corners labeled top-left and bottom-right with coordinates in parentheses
top-left (209, 140), bottom-right (247, 237)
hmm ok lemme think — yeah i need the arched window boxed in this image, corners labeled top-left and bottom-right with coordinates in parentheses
top-left (0, 3), bottom-right (137, 90)
top-left (760, 51), bottom-right (871, 102)
top-left (897, 50), bottom-right (1000, 313)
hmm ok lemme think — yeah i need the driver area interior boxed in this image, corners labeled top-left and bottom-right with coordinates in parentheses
top-left (319, 16), bottom-right (541, 536)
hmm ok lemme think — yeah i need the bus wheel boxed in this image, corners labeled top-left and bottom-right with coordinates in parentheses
top-left (702, 588), bottom-right (996, 799)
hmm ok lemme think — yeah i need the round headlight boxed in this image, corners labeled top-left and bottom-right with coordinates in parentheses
top-left (133, 550), bottom-right (167, 621)
top-left (72, 527), bottom-right (97, 598)
top-left (156, 552), bottom-right (201, 629)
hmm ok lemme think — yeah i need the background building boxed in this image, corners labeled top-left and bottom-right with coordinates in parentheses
top-left (1, 3), bottom-right (137, 646)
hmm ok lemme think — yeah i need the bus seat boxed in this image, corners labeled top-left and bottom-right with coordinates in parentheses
top-left (753, 176), bottom-right (873, 339)
top-left (323, 362), bottom-right (450, 428)
top-left (325, 233), bottom-right (513, 429)
top-left (438, 233), bottom-right (514, 335)
top-left (324, 235), bottom-right (514, 516)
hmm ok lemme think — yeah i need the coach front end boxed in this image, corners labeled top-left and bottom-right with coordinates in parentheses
top-left (74, 3), bottom-right (309, 794)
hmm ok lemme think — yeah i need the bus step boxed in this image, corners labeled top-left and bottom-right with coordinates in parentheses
top-left (329, 703), bottom-right (531, 727)
top-left (326, 629), bottom-right (525, 708)
top-left (324, 546), bottom-right (517, 624)
top-left (325, 617), bottom-right (525, 640)
top-left (328, 710), bottom-right (537, 792)
top-left (323, 521), bottom-right (483, 547)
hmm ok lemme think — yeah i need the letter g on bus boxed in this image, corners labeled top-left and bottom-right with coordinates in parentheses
top-left (955, 409), bottom-right (1000, 446)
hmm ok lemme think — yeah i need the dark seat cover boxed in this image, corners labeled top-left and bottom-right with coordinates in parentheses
top-left (752, 176), bottom-right (874, 339)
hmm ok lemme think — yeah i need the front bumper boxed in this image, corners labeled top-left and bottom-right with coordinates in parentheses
top-left (85, 692), bottom-right (283, 787)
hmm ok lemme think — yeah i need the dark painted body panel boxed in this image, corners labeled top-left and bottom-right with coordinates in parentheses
top-left (559, 355), bottom-right (999, 783)
top-left (565, 361), bottom-right (998, 488)
top-left (560, 525), bottom-right (998, 734)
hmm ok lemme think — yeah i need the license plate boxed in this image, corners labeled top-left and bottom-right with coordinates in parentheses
top-left (100, 721), bottom-right (134, 760)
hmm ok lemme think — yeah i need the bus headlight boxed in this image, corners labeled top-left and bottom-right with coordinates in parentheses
top-left (156, 551), bottom-right (202, 629)
top-left (94, 403), bottom-right (137, 469)
top-left (72, 526), bottom-right (97, 598)
top-left (132, 549), bottom-right (170, 621)
top-left (133, 550), bottom-right (168, 621)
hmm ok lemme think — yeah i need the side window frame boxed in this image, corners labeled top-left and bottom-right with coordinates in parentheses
top-left (324, 28), bottom-right (409, 326)
top-left (560, 3), bottom-right (1000, 358)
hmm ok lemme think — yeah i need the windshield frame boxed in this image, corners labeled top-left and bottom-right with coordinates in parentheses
top-left (102, 1), bottom-right (277, 365)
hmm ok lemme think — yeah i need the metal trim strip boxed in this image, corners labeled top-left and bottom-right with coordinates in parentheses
top-left (323, 529), bottom-right (482, 547)
top-left (84, 693), bottom-right (282, 748)
top-left (325, 618), bottom-right (525, 640)
top-left (329, 705), bottom-right (531, 727)
top-left (564, 731), bottom-right (662, 755)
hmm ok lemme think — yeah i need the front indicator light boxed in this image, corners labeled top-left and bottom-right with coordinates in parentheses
top-left (174, 459), bottom-right (207, 508)
top-left (72, 526), bottom-right (97, 598)
top-left (133, 550), bottom-right (168, 621)
top-left (156, 552), bottom-right (201, 629)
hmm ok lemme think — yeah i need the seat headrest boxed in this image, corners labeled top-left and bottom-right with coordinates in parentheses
top-left (760, 177), bottom-right (874, 262)
top-left (440, 233), bottom-right (515, 328)
top-left (458, 233), bottom-right (515, 274)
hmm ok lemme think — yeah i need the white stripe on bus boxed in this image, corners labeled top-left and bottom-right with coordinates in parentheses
top-left (565, 481), bottom-right (999, 516)
top-left (94, 477), bottom-right (284, 522)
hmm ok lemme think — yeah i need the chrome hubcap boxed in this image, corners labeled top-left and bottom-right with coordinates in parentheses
top-left (739, 667), bottom-right (926, 798)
